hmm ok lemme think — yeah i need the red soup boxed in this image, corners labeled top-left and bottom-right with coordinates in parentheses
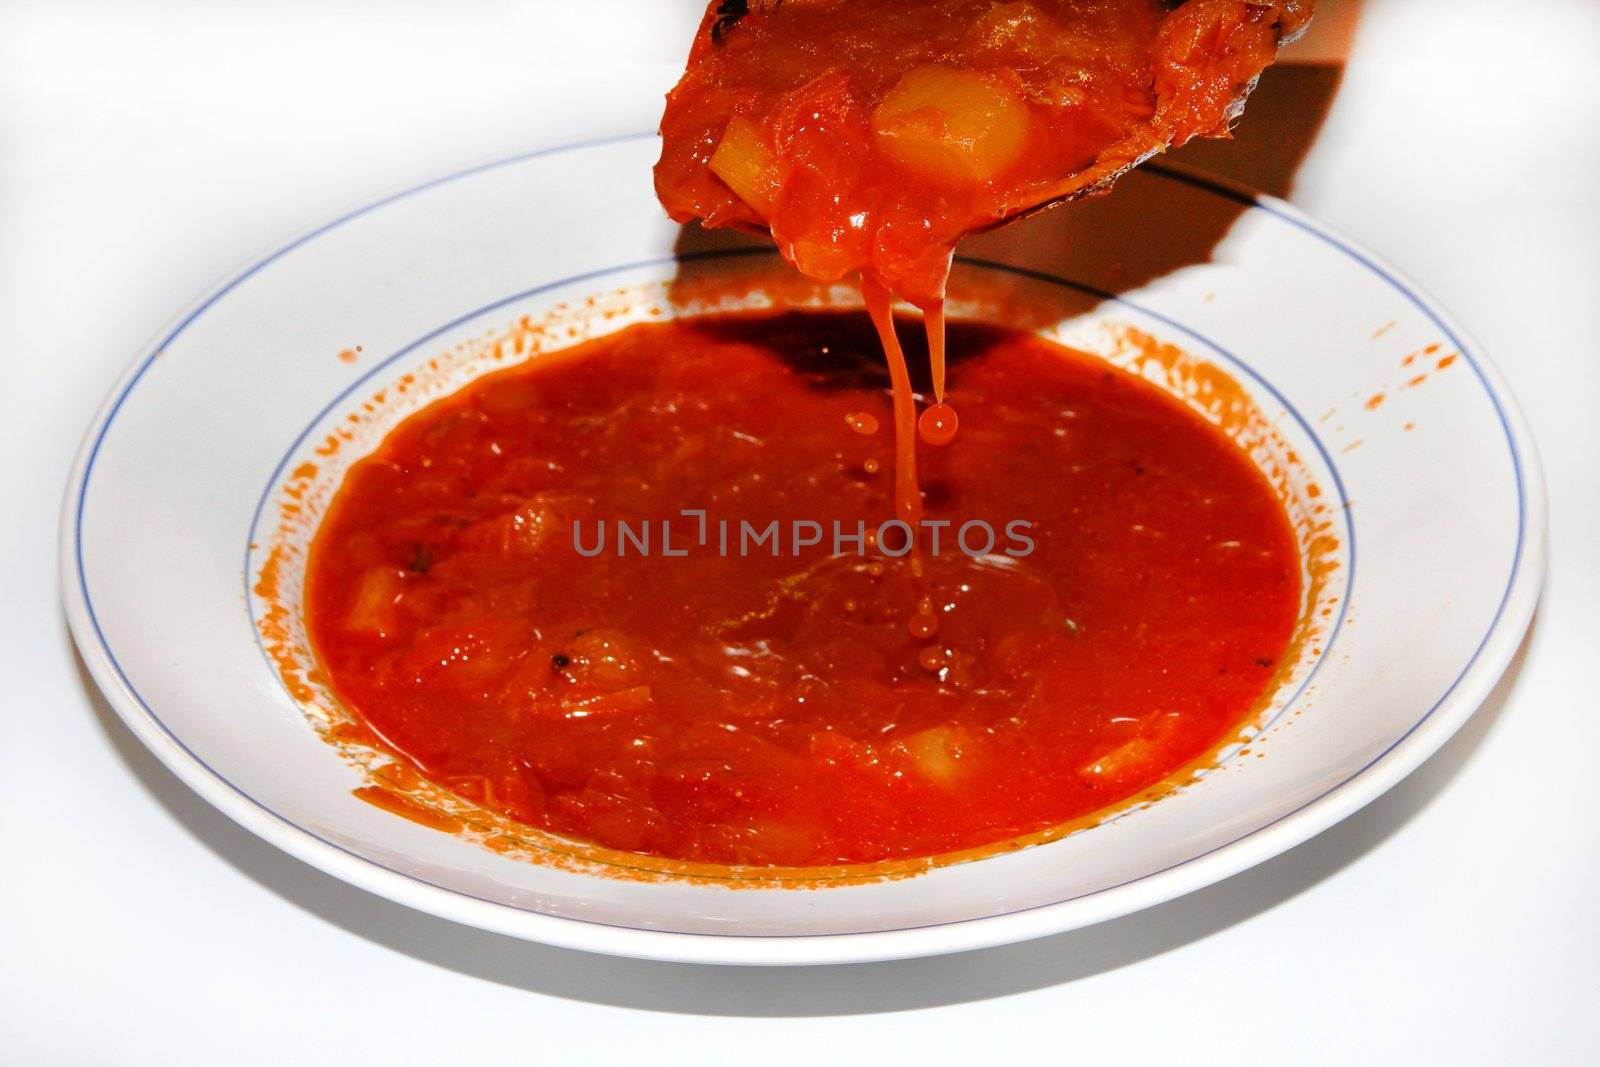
top-left (306, 311), bottom-right (1301, 867)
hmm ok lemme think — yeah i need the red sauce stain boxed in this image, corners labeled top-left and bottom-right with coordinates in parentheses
top-left (339, 345), bottom-right (365, 364)
top-left (252, 545), bottom-right (314, 704)
top-left (1372, 320), bottom-right (1396, 340)
top-left (1436, 352), bottom-right (1457, 370)
top-left (1401, 342), bottom-right (1441, 368)
top-left (1364, 393), bottom-right (1385, 411)
top-left (1406, 373), bottom-right (1428, 388)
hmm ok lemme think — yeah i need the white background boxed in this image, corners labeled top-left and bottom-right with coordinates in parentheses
top-left (3, 1), bottom-right (1597, 1062)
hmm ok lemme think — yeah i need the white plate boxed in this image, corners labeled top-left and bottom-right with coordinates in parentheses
top-left (62, 133), bottom-right (1544, 965)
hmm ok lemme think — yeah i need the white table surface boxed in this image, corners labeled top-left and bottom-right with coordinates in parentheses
top-left (4, 1), bottom-right (1596, 1062)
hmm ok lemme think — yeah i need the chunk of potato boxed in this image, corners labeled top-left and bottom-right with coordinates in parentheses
top-left (456, 499), bottom-right (558, 559)
top-left (1078, 712), bottom-right (1183, 784)
top-left (344, 565), bottom-right (406, 637)
top-left (710, 115), bottom-right (781, 214)
top-left (1078, 736), bottom-right (1155, 783)
top-left (391, 619), bottom-right (531, 687)
top-left (904, 725), bottom-right (969, 785)
top-left (872, 65), bottom-right (1029, 184)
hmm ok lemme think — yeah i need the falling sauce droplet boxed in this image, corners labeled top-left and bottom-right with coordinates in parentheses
top-left (919, 403), bottom-right (958, 446)
top-left (908, 611), bottom-right (940, 641)
top-left (845, 411), bottom-right (880, 435)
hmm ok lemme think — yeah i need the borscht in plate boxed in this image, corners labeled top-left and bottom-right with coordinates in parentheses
top-left (305, 310), bottom-right (1303, 867)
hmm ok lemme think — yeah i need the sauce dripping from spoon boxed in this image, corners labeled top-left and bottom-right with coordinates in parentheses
top-left (862, 273), bottom-right (950, 649)
top-left (919, 299), bottom-right (959, 446)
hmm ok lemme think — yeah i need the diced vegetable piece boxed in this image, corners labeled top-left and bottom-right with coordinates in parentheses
top-left (445, 772), bottom-right (546, 823)
top-left (489, 772), bottom-right (546, 824)
top-left (344, 566), bottom-right (406, 636)
top-left (739, 819), bottom-right (819, 866)
top-left (1078, 736), bottom-right (1155, 782)
top-left (789, 236), bottom-right (858, 282)
top-left (905, 725), bottom-right (968, 785)
top-left (456, 498), bottom-right (559, 559)
top-left (558, 629), bottom-right (645, 690)
top-left (710, 115), bottom-right (781, 214)
top-left (872, 65), bottom-right (1029, 184)
top-left (390, 620), bottom-right (530, 687)
top-left (1078, 712), bottom-right (1183, 783)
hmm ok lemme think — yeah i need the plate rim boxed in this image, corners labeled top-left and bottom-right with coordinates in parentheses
top-left (59, 132), bottom-right (1549, 966)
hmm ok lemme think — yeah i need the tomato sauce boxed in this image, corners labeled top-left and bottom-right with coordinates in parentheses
top-left (306, 312), bottom-right (1302, 866)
